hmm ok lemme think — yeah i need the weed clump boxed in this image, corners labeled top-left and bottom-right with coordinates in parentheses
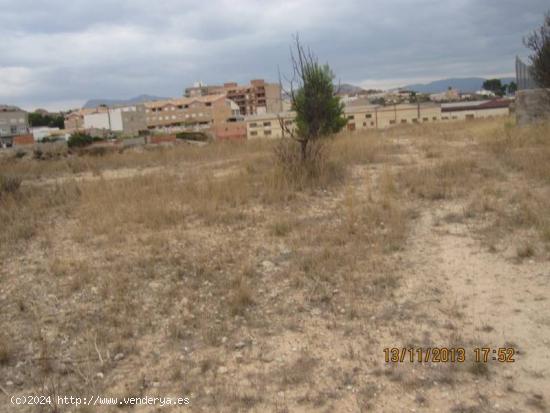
top-left (0, 174), bottom-right (22, 196)
top-left (273, 139), bottom-right (345, 190)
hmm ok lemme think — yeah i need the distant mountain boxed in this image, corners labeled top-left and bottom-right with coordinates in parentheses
top-left (335, 83), bottom-right (366, 95)
top-left (400, 77), bottom-right (515, 94)
top-left (83, 94), bottom-right (169, 109)
top-left (282, 83), bottom-right (365, 99)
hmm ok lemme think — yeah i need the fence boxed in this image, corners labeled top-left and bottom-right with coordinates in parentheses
top-left (515, 57), bottom-right (538, 90)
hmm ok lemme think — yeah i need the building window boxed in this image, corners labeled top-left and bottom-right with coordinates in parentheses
top-left (389, 120), bottom-right (396, 125)
top-left (249, 122), bottom-right (257, 128)
top-left (442, 116), bottom-right (449, 120)
top-left (412, 118), bottom-right (418, 123)
top-left (347, 115), bottom-right (354, 120)
top-left (452, 116), bottom-right (457, 119)
top-left (263, 121), bottom-right (271, 126)
top-left (365, 114), bottom-right (372, 118)
top-left (433, 117), bottom-right (437, 121)
top-left (10, 126), bottom-right (17, 134)
top-left (264, 130), bottom-right (272, 135)
top-left (363, 122), bottom-right (367, 127)
top-left (423, 118), bottom-right (429, 122)
top-left (401, 119), bottom-right (407, 124)
top-left (250, 131), bottom-right (258, 136)
top-left (206, 102), bottom-right (212, 107)
top-left (371, 122), bottom-right (374, 126)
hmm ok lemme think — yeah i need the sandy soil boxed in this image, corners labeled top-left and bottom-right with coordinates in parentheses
top-left (1, 120), bottom-right (549, 413)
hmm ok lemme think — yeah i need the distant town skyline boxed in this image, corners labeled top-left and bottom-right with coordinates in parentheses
top-left (1, 0), bottom-right (547, 111)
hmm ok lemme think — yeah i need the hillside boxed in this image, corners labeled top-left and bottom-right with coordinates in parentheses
top-left (83, 94), bottom-right (169, 108)
top-left (401, 77), bottom-right (515, 93)
top-left (335, 83), bottom-right (366, 95)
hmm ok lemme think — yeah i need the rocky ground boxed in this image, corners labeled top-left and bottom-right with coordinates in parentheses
top-left (0, 118), bottom-right (549, 412)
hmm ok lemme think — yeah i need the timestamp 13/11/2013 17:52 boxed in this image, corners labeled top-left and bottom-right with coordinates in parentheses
top-left (384, 347), bottom-right (516, 363)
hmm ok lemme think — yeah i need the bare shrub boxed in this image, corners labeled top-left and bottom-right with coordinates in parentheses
top-left (280, 353), bottom-right (318, 386)
top-left (273, 139), bottom-right (345, 190)
top-left (0, 174), bottom-right (22, 196)
top-left (0, 182), bottom-right (80, 251)
top-left (0, 333), bottom-right (12, 365)
top-left (517, 243), bottom-right (535, 258)
top-left (331, 131), bottom-right (391, 164)
top-left (482, 121), bottom-right (550, 182)
top-left (270, 219), bottom-right (293, 237)
top-left (399, 158), bottom-right (478, 200)
top-left (228, 276), bottom-right (255, 316)
top-left (524, 10), bottom-right (550, 89)
top-left (33, 142), bottom-right (68, 160)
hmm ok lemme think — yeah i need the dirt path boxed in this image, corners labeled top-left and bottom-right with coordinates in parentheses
top-left (393, 202), bottom-right (550, 412)
top-left (22, 155), bottom-right (257, 187)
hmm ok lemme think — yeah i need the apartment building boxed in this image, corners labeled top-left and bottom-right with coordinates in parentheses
top-left (344, 103), bottom-right (442, 130)
top-left (63, 112), bottom-right (82, 130)
top-left (83, 104), bottom-right (147, 136)
top-left (184, 79), bottom-right (282, 116)
top-left (0, 105), bottom-right (29, 146)
top-left (225, 80), bottom-right (282, 116)
top-left (440, 100), bottom-right (511, 121)
top-left (65, 107), bottom-right (108, 131)
top-left (345, 100), bottom-right (511, 130)
top-left (184, 83), bottom-right (225, 98)
top-left (144, 94), bottom-right (240, 133)
top-left (244, 99), bottom-right (512, 139)
top-left (245, 112), bottom-right (296, 139)
top-left (211, 121), bottom-right (247, 140)
top-left (429, 88), bottom-right (461, 102)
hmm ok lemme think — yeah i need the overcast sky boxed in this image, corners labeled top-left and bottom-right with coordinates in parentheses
top-left (0, 0), bottom-right (547, 111)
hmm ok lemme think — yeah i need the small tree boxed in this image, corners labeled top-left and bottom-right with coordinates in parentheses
top-left (68, 132), bottom-right (93, 148)
top-left (482, 79), bottom-right (505, 97)
top-left (507, 81), bottom-right (518, 95)
top-left (28, 112), bottom-right (65, 129)
top-left (524, 10), bottom-right (550, 88)
top-left (281, 36), bottom-right (346, 161)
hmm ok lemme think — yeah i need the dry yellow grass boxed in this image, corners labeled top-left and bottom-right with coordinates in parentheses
top-left (1, 117), bottom-right (549, 412)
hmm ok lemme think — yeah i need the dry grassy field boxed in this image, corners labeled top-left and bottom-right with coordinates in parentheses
top-left (1, 117), bottom-right (549, 412)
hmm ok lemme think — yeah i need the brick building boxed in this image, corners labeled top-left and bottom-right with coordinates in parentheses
top-left (0, 105), bottom-right (29, 147)
top-left (83, 104), bottom-right (147, 137)
top-left (245, 112), bottom-right (296, 139)
top-left (184, 79), bottom-right (282, 116)
top-left (144, 94), bottom-right (240, 134)
top-left (65, 107), bottom-right (108, 131)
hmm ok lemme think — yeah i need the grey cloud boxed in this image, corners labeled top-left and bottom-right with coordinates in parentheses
top-left (0, 0), bottom-right (548, 110)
